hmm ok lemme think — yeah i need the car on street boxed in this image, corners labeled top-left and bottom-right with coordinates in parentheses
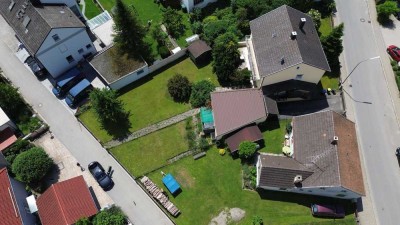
top-left (311, 204), bottom-right (345, 218)
top-left (387, 45), bottom-right (400, 62)
top-left (88, 161), bottom-right (114, 191)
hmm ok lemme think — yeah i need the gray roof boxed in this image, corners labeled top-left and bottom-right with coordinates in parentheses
top-left (249, 5), bottom-right (330, 77)
top-left (0, 153), bottom-right (8, 169)
top-left (0, 0), bottom-right (85, 55)
top-left (259, 111), bottom-right (364, 195)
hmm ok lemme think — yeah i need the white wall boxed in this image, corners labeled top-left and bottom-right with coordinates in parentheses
top-left (109, 66), bottom-right (149, 90)
top-left (36, 28), bottom-right (96, 78)
top-left (260, 63), bottom-right (325, 87)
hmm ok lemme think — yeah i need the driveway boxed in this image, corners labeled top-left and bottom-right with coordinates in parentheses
top-left (0, 16), bottom-right (173, 225)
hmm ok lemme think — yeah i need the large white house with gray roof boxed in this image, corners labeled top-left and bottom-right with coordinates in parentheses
top-left (245, 5), bottom-right (330, 97)
top-left (0, 0), bottom-right (96, 78)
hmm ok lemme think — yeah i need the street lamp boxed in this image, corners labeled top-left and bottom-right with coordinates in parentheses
top-left (339, 56), bottom-right (380, 88)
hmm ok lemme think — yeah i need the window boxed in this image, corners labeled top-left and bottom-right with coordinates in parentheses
top-left (137, 69), bottom-right (144, 75)
top-left (52, 34), bottom-right (60, 42)
top-left (86, 44), bottom-right (92, 49)
top-left (9, 0), bottom-right (15, 11)
top-left (66, 55), bottom-right (74, 63)
top-left (341, 190), bottom-right (347, 193)
top-left (194, 0), bottom-right (204, 5)
top-left (295, 74), bottom-right (303, 80)
top-left (78, 48), bottom-right (84, 54)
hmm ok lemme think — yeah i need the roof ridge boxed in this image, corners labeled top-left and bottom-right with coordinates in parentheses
top-left (52, 183), bottom-right (69, 225)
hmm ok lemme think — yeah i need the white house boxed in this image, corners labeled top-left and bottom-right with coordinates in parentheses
top-left (0, 0), bottom-right (96, 78)
top-left (245, 5), bottom-right (330, 99)
top-left (37, 0), bottom-right (83, 18)
top-left (181, 0), bottom-right (218, 12)
top-left (256, 111), bottom-right (365, 200)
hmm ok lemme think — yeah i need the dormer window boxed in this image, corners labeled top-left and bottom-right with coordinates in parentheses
top-left (52, 34), bottom-right (60, 42)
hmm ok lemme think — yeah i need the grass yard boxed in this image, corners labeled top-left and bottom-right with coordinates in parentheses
top-left (146, 148), bottom-right (356, 225)
top-left (111, 121), bottom-right (188, 176)
top-left (82, 0), bottom-right (103, 19)
top-left (319, 17), bottom-right (333, 37)
top-left (320, 71), bottom-right (340, 90)
top-left (79, 57), bottom-right (218, 143)
top-left (258, 119), bottom-right (291, 154)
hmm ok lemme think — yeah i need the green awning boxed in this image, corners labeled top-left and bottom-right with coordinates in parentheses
top-left (200, 107), bottom-right (214, 124)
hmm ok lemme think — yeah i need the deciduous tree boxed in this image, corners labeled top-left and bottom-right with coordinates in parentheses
top-left (93, 206), bottom-right (126, 225)
top-left (238, 141), bottom-right (257, 159)
top-left (321, 23), bottom-right (344, 72)
top-left (167, 74), bottom-right (192, 102)
top-left (377, 0), bottom-right (399, 24)
top-left (190, 80), bottom-right (215, 108)
top-left (162, 7), bottom-right (185, 38)
top-left (89, 88), bottom-right (128, 124)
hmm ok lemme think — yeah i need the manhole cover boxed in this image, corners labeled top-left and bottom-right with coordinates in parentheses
top-left (360, 18), bottom-right (365, 22)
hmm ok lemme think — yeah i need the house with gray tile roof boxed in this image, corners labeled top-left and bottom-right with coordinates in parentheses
top-left (256, 111), bottom-right (365, 200)
top-left (245, 5), bottom-right (330, 99)
top-left (0, 0), bottom-right (96, 78)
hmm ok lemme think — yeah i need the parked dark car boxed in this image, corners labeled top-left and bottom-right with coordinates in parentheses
top-left (65, 79), bottom-right (93, 108)
top-left (88, 161), bottom-right (114, 191)
top-left (25, 57), bottom-right (47, 79)
top-left (387, 45), bottom-right (400, 62)
top-left (51, 67), bottom-right (84, 98)
top-left (311, 204), bottom-right (345, 218)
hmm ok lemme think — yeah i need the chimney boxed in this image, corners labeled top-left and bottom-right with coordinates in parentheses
top-left (300, 18), bottom-right (306, 29)
top-left (293, 175), bottom-right (303, 184)
top-left (331, 136), bottom-right (339, 145)
top-left (290, 31), bottom-right (297, 40)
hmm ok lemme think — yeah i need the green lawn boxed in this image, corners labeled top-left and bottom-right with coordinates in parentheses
top-left (79, 57), bottom-right (218, 143)
top-left (110, 121), bottom-right (188, 176)
top-left (83, 0), bottom-right (103, 19)
top-left (319, 17), bottom-right (333, 37)
top-left (258, 119), bottom-right (291, 154)
top-left (320, 71), bottom-right (340, 90)
top-left (146, 148), bottom-right (356, 225)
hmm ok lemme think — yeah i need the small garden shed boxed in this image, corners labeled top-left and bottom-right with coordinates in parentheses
top-left (187, 40), bottom-right (212, 65)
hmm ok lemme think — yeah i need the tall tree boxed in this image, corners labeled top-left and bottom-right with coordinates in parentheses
top-left (167, 74), bottom-right (192, 102)
top-left (89, 88), bottom-right (128, 124)
top-left (190, 80), bottom-right (215, 108)
top-left (321, 23), bottom-right (344, 72)
top-left (113, 0), bottom-right (149, 59)
top-left (162, 7), bottom-right (184, 38)
top-left (0, 82), bottom-right (25, 120)
top-left (212, 32), bottom-right (241, 84)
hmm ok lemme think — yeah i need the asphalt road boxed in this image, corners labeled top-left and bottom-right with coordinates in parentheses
top-left (0, 17), bottom-right (173, 225)
top-left (337, 1), bottom-right (400, 224)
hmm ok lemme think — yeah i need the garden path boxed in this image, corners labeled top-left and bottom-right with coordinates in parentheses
top-left (104, 108), bottom-right (200, 148)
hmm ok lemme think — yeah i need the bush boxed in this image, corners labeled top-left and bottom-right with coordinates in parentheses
top-left (377, 1), bottom-right (399, 24)
top-left (190, 80), bottom-right (215, 108)
top-left (252, 215), bottom-right (263, 225)
top-left (76, 217), bottom-right (92, 225)
top-left (3, 139), bottom-right (34, 165)
top-left (93, 206), bottom-right (126, 225)
top-left (219, 148), bottom-right (226, 155)
top-left (158, 45), bottom-right (170, 59)
top-left (12, 147), bottom-right (53, 184)
top-left (199, 137), bottom-right (209, 150)
top-left (391, 60), bottom-right (397, 67)
top-left (167, 74), bottom-right (192, 102)
top-left (396, 76), bottom-right (400, 91)
top-left (393, 65), bottom-right (399, 71)
top-left (238, 141), bottom-right (257, 159)
top-left (396, 71), bottom-right (400, 77)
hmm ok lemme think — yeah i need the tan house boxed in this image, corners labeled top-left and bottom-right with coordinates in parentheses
top-left (245, 5), bottom-right (330, 99)
top-left (256, 111), bottom-right (365, 199)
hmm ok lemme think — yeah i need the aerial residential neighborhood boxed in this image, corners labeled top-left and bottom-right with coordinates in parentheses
top-left (0, 0), bottom-right (400, 224)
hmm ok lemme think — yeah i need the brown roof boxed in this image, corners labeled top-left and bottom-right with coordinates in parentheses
top-left (333, 112), bottom-right (365, 196)
top-left (37, 176), bottom-right (98, 225)
top-left (0, 168), bottom-right (23, 225)
top-left (187, 40), bottom-right (211, 59)
top-left (211, 89), bottom-right (273, 138)
top-left (226, 125), bottom-right (263, 153)
top-left (258, 154), bottom-right (313, 188)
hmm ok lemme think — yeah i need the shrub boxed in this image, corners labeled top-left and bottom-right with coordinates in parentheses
top-left (3, 139), bottom-right (34, 165)
top-left (238, 141), bottom-right (257, 159)
top-left (396, 76), bottom-right (400, 91)
top-left (199, 137), bottom-right (209, 150)
top-left (76, 217), bottom-right (92, 225)
top-left (158, 45), bottom-right (170, 59)
top-left (396, 71), bottom-right (400, 77)
top-left (391, 60), bottom-right (397, 67)
top-left (190, 80), bottom-right (215, 108)
top-left (219, 148), bottom-right (226, 155)
top-left (167, 74), bottom-right (192, 102)
top-left (93, 206), bottom-right (126, 225)
top-left (377, 1), bottom-right (399, 24)
top-left (252, 215), bottom-right (263, 225)
top-left (12, 147), bottom-right (53, 184)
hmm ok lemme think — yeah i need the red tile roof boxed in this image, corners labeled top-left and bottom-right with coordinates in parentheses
top-left (211, 89), bottom-right (268, 138)
top-left (37, 176), bottom-right (98, 225)
top-left (0, 127), bottom-right (17, 152)
top-left (226, 125), bottom-right (263, 153)
top-left (0, 168), bottom-right (23, 225)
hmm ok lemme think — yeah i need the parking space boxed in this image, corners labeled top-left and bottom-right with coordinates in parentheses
top-left (34, 133), bottom-right (114, 209)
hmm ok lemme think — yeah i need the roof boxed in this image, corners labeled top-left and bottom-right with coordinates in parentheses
top-left (187, 40), bottom-right (211, 59)
top-left (211, 89), bottom-right (275, 137)
top-left (0, 107), bottom-right (10, 127)
top-left (0, 127), bottom-right (17, 152)
top-left (162, 174), bottom-right (181, 194)
top-left (0, 0), bottom-right (85, 55)
top-left (0, 168), bottom-right (23, 225)
top-left (89, 45), bottom-right (147, 84)
top-left (89, 11), bottom-right (115, 46)
top-left (249, 5), bottom-right (330, 77)
top-left (200, 107), bottom-right (214, 124)
top-left (37, 176), bottom-right (98, 225)
top-left (226, 125), bottom-right (263, 153)
top-left (0, 153), bottom-right (8, 169)
top-left (258, 154), bottom-right (313, 188)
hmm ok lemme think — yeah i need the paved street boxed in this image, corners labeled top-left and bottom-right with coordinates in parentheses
top-left (0, 16), bottom-right (173, 225)
top-left (336, 1), bottom-right (400, 225)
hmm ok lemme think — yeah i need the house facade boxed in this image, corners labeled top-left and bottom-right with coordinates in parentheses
top-left (245, 5), bottom-right (330, 99)
top-left (181, 0), bottom-right (218, 12)
top-left (256, 111), bottom-right (365, 200)
top-left (0, 0), bottom-right (96, 78)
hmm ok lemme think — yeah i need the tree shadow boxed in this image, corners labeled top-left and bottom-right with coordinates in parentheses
top-left (258, 117), bottom-right (281, 132)
top-left (101, 112), bottom-right (132, 141)
top-left (380, 19), bottom-right (396, 29)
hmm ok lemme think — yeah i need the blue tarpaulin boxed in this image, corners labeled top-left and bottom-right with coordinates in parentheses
top-left (162, 174), bottom-right (181, 194)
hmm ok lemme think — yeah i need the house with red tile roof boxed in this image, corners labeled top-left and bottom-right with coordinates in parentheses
top-left (37, 175), bottom-right (98, 225)
top-left (0, 168), bottom-right (37, 225)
